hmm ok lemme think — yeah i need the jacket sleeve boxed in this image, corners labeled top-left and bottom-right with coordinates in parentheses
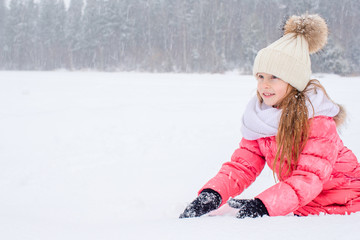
top-left (256, 117), bottom-right (339, 216)
top-left (199, 138), bottom-right (266, 206)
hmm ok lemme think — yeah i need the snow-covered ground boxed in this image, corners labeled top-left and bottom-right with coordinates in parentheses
top-left (0, 71), bottom-right (359, 240)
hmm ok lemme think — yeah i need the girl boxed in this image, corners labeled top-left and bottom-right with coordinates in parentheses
top-left (180, 14), bottom-right (360, 219)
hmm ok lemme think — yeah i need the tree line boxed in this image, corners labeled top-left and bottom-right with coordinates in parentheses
top-left (0, 0), bottom-right (359, 74)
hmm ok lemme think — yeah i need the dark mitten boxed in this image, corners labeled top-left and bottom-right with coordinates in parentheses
top-left (179, 189), bottom-right (222, 218)
top-left (228, 198), bottom-right (269, 219)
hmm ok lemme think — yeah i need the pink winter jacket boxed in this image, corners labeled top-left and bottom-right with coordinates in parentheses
top-left (200, 116), bottom-right (360, 216)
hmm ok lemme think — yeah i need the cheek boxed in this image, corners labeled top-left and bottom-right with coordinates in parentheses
top-left (256, 86), bottom-right (261, 96)
top-left (278, 88), bottom-right (287, 98)
top-left (275, 83), bottom-right (289, 98)
top-left (257, 82), bottom-right (261, 90)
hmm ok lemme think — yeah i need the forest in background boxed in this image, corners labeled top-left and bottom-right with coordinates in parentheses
top-left (0, 0), bottom-right (359, 74)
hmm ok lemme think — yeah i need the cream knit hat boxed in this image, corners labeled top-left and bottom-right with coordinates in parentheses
top-left (253, 14), bottom-right (328, 91)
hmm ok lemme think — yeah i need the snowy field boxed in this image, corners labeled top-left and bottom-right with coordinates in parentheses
top-left (0, 71), bottom-right (359, 240)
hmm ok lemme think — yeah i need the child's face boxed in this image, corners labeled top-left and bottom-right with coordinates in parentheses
top-left (256, 72), bottom-right (289, 107)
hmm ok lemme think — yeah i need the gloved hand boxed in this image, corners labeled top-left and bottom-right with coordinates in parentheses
top-left (179, 189), bottom-right (222, 218)
top-left (228, 198), bottom-right (269, 219)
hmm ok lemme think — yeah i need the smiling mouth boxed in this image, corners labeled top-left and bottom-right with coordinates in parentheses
top-left (263, 93), bottom-right (275, 97)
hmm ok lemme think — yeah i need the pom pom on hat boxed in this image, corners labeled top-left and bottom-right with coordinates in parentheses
top-left (253, 14), bottom-right (328, 91)
top-left (284, 14), bottom-right (328, 54)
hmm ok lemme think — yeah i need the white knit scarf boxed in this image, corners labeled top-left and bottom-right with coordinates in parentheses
top-left (241, 87), bottom-right (340, 140)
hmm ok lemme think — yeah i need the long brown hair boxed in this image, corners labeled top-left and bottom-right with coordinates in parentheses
top-left (257, 79), bottom-right (343, 180)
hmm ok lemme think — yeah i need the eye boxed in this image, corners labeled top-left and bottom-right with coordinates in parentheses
top-left (257, 74), bottom-right (264, 79)
top-left (271, 75), bottom-right (278, 79)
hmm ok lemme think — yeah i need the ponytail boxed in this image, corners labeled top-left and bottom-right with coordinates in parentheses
top-left (274, 86), bottom-right (312, 180)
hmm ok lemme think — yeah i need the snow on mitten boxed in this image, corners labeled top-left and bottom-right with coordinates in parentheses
top-left (228, 198), bottom-right (269, 219)
top-left (179, 189), bottom-right (222, 218)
